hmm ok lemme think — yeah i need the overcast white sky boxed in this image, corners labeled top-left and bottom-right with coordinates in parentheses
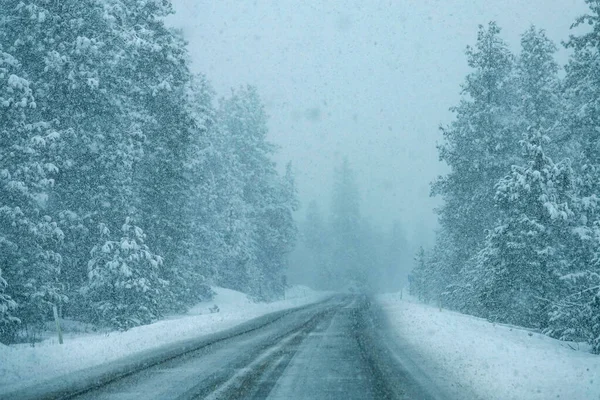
top-left (168, 0), bottom-right (587, 247)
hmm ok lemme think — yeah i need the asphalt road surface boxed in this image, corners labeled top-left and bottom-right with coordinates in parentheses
top-left (6, 296), bottom-right (460, 400)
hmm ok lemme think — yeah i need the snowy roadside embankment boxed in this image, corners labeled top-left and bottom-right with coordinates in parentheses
top-left (0, 286), bottom-right (330, 394)
top-left (378, 293), bottom-right (600, 400)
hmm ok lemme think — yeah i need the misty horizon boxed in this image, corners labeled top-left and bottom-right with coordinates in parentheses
top-left (168, 0), bottom-right (587, 249)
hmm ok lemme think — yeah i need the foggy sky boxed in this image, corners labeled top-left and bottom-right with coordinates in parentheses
top-left (168, 0), bottom-right (587, 247)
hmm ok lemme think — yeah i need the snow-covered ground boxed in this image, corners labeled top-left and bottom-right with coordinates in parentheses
top-left (378, 293), bottom-right (600, 400)
top-left (0, 285), bottom-right (330, 394)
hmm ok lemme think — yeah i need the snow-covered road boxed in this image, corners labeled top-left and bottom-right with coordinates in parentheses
top-left (3, 295), bottom-right (456, 400)
top-left (0, 286), bottom-right (330, 396)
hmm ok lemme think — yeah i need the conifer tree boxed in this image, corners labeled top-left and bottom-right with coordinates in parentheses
top-left (473, 129), bottom-right (572, 328)
top-left (431, 22), bottom-right (519, 306)
top-left (516, 27), bottom-right (563, 154)
top-left (545, 1), bottom-right (600, 352)
top-left (252, 162), bottom-right (299, 299)
top-left (119, 0), bottom-right (199, 306)
top-left (84, 218), bottom-right (165, 330)
top-left (0, 40), bottom-right (65, 337)
top-left (217, 86), bottom-right (298, 300)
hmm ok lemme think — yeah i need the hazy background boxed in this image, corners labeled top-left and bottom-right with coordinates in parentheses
top-left (168, 0), bottom-right (587, 249)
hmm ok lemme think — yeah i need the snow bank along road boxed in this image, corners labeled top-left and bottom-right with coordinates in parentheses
top-left (379, 294), bottom-right (600, 400)
top-left (2, 295), bottom-right (465, 400)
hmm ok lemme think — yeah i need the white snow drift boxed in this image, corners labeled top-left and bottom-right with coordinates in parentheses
top-left (378, 293), bottom-right (600, 400)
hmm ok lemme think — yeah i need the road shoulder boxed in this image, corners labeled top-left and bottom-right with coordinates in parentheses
top-left (376, 293), bottom-right (600, 400)
top-left (0, 288), bottom-right (332, 400)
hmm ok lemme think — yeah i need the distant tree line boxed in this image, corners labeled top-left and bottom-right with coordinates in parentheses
top-left (411, 1), bottom-right (600, 354)
top-left (0, 0), bottom-right (297, 342)
top-left (298, 159), bottom-right (412, 293)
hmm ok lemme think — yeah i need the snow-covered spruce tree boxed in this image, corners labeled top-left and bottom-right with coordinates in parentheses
top-left (543, 204), bottom-right (600, 349)
top-left (217, 86), bottom-right (297, 300)
top-left (215, 88), bottom-right (262, 293)
top-left (0, 43), bottom-right (65, 341)
top-left (472, 129), bottom-right (573, 329)
top-left (563, 0), bottom-right (600, 167)
top-left (251, 162), bottom-right (299, 300)
top-left (175, 74), bottom-right (221, 306)
top-left (206, 150), bottom-right (255, 296)
top-left (546, 225), bottom-right (600, 352)
top-left (507, 26), bottom-right (589, 331)
top-left (429, 230), bottom-right (477, 312)
top-left (116, 1), bottom-right (200, 310)
top-left (191, 116), bottom-right (256, 296)
top-left (543, 0), bottom-right (600, 353)
top-left (515, 27), bottom-right (563, 153)
top-left (431, 22), bottom-right (519, 310)
top-left (84, 219), bottom-right (165, 330)
top-left (409, 231), bottom-right (469, 309)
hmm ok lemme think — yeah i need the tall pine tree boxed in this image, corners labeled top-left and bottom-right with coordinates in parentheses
top-left (0, 36), bottom-right (65, 339)
top-left (431, 22), bottom-right (519, 309)
top-left (472, 129), bottom-right (572, 328)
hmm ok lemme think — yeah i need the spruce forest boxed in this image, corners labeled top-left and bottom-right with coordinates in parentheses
top-left (410, 5), bottom-right (600, 353)
top-left (0, 0), bottom-right (299, 341)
